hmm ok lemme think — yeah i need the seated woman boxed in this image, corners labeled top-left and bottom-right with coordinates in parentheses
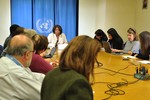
top-left (132, 31), bottom-right (150, 60)
top-left (94, 29), bottom-right (108, 46)
top-left (3, 25), bottom-right (24, 49)
top-left (107, 28), bottom-right (124, 50)
top-left (29, 34), bottom-right (53, 74)
top-left (112, 28), bottom-right (140, 54)
top-left (47, 25), bottom-right (67, 47)
top-left (41, 35), bottom-right (101, 100)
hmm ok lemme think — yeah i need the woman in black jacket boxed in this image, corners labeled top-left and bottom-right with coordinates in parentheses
top-left (94, 29), bottom-right (108, 47)
top-left (132, 31), bottom-right (150, 60)
top-left (107, 28), bottom-right (124, 50)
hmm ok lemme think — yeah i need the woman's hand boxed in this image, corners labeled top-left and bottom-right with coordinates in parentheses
top-left (51, 60), bottom-right (59, 68)
top-left (111, 48), bottom-right (121, 52)
top-left (127, 51), bottom-right (133, 55)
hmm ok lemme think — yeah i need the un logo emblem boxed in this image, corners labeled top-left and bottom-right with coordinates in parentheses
top-left (36, 18), bottom-right (53, 34)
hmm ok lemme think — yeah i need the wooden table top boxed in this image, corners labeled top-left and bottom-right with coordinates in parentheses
top-left (47, 48), bottom-right (150, 100)
top-left (92, 51), bottom-right (150, 100)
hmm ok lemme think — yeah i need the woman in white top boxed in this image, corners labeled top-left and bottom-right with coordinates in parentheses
top-left (47, 25), bottom-right (67, 45)
top-left (112, 28), bottom-right (140, 54)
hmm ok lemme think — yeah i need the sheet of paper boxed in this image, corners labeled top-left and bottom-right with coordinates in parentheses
top-left (138, 60), bottom-right (150, 64)
top-left (122, 55), bottom-right (136, 59)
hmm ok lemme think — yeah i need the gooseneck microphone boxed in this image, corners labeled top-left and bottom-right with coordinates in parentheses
top-left (55, 40), bottom-right (59, 47)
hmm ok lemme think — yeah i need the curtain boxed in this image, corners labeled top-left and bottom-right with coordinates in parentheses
top-left (33, 0), bottom-right (54, 36)
top-left (11, 0), bottom-right (78, 42)
top-left (11, 0), bottom-right (32, 28)
top-left (55, 0), bottom-right (77, 41)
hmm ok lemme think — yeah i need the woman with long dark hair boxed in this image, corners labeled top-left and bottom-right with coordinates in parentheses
top-left (107, 28), bottom-right (124, 50)
top-left (94, 29), bottom-right (108, 46)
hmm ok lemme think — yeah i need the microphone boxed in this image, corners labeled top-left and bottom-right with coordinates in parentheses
top-left (55, 40), bottom-right (58, 47)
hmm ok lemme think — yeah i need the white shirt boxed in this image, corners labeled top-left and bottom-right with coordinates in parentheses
top-left (47, 33), bottom-right (67, 44)
top-left (0, 56), bottom-right (45, 100)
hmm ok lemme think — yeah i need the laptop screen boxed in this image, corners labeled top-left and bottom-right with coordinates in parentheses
top-left (43, 47), bottom-right (57, 58)
top-left (49, 47), bottom-right (57, 56)
top-left (102, 41), bottom-right (112, 53)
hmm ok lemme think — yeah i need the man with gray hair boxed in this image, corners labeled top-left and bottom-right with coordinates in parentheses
top-left (0, 34), bottom-right (45, 100)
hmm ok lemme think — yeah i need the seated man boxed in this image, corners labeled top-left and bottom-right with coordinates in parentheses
top-left (0, 34), bottom-right (45, 100)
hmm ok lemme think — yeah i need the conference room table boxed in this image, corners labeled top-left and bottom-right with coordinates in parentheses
top-left (92, 51), bottom-right (150, 100)
top-left (51, 49), bottom-right (150, 100)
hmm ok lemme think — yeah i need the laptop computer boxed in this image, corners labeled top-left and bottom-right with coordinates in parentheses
top-left (102, 41), bottom-right (112, 53)
top-left (102, 41), bottom-right (123, 55)
top-left (43, 47), bottom-right (57, 58)
top-left (44, 40), bottom-right (58, 58)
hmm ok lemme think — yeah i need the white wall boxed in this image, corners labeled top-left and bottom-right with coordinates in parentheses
top-left (96, 0), bottom-right (106, 30)
top-left (135, 0), bottom-right (150, 33)
top-left (105, 0), bottom-right (136, 41)
top-left (79, 0), bottom-right (136, 42)
top-left (0, 0), bottom-right (11, 45)
top-left (78, 0), bottom-right (98, 38)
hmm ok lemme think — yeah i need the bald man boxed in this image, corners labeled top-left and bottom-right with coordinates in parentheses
top-left (0, 34), bottom-right (45, 100)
